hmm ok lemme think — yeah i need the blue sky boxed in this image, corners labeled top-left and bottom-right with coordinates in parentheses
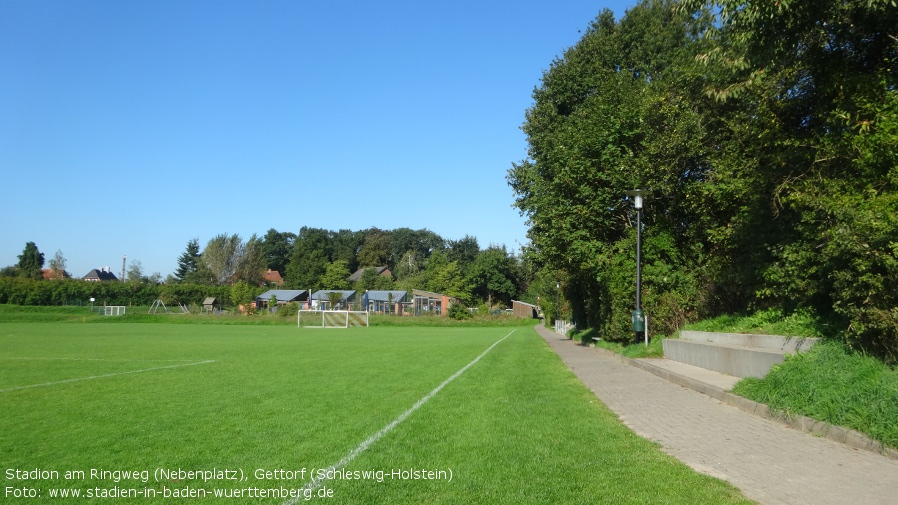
top-left (1, 0), bottom-right (633, 279)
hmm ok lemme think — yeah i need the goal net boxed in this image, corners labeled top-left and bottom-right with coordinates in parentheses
top-left (298, 309), bottom-right (369, 328)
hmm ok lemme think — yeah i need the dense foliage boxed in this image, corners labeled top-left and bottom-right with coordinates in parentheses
top-left (1, 226), bottom-right (527, 311)
top-left (0, 277), bottom-right (237, 309)
top-left (510, 0), bottom-right (898, 361)
top-left (16, 242), bottom-right (45, 280)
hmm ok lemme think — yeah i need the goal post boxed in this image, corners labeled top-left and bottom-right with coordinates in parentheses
top-left (298, 309), bottom-right (369, 328)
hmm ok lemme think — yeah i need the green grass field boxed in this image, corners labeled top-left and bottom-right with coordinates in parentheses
top-left (1, 322), bottom-right (754, 504)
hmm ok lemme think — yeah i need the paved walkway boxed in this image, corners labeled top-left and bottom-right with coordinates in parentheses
top-left (534, 325), bottom-right (898, 505)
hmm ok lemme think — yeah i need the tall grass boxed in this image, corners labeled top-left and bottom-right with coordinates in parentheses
top-left (681, 309), bottom-right (897, 448)
top-left (682, 308), bottom-right (836, 339)
top-left (734, 342), bottom-right (898, 448)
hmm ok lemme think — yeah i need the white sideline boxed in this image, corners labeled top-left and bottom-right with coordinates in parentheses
top-left (0, 360), bottom-right (216, 393)
top-left (284, 329), bottom-right (515, 505)
top-left (3, 357), bottom-right (206, 362)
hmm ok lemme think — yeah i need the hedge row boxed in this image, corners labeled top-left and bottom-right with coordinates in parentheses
top-left (0, 278), bottom-right (239, 308)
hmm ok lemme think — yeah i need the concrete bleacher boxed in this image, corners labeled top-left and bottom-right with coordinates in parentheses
top-left (661, 330), bottom-right (819, 379)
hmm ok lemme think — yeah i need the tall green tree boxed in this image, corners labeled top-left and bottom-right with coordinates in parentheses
top-left (319, 260), bottom-right (351, 290)
top-left (393, 250), bottom-right (421, 280)
top-left (509, 0), bottom-right (710, 336)
top-left (17, 242), bottom-right (44, 280)
top-left (47, 249), bottom-right (68, 279)
top-left (511, 0), bottom-right (898, 356)
top-left (446, 235), bottom-right (480, 269)
top-left (174, 238), bottom-right (206, 283)
top-left (680, 0), bottom-right (898, 360)
top-left (259, 229), bottom-right (295, 274)
top-left (390, 228), bottom-right (444, 265)
top-left (422, 251), bottom-right (469, 302)
top-left (285, 227), bottom-right (332, 289)
top-left (357, 228), bottom-right (392, 269)
top-left (202, 234), bottom-right (244, 285)
top-left (126, 260), bottom-right (146, 284)
top-left (235, 234), bottom-right (266, 285)
top-left (331, 229), bottom-right (363, 273)
top-left (467, 246), bottom-right (520, 307)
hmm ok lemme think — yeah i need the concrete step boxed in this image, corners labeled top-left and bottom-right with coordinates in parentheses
top-left (663, 331), bottom-right (819, 379)
top-left (679, 330), bottom-right (818, 352)
top-left (634, 357), bottom-right (742, 391)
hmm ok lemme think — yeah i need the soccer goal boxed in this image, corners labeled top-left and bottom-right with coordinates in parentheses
top-left (103, 305), bottom-right (126, 316)
top-left (298, 309), bottom-right (369, 328)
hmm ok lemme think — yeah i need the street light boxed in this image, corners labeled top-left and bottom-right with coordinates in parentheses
top-left (556, 281), bottom-right (561, 326)
top-left (626, 189), bottom-right (652, 345)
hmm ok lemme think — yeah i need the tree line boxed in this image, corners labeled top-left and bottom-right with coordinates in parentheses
top-left (174, 227), bottom-right (524, 307)
top-left (509, 0), bottom-right (898, 361)
top-left (1, 227), bottom-right (527, 309)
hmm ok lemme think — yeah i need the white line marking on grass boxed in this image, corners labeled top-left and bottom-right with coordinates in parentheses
top-left (2, 357), bottom-right (206, 362)
top-left (284, 330), bottom-right (515, 505)
top-left (0, 360), bottom-right (216, 393)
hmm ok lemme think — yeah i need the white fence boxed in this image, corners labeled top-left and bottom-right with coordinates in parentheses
top-left (554, 319), bottom-right (574, 336)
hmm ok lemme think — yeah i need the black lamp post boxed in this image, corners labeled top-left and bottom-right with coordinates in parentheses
top-left (627, 189), bottom-right (652, 345)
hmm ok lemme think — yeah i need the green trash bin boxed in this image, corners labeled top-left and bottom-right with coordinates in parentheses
top-left (632, 309), bottom-right (645, 344)
top-left (632, 309), bottom-right (645, 331)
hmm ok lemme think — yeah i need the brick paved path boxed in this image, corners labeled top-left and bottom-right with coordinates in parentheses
top-left (535, 325), bottom-right (898, 505)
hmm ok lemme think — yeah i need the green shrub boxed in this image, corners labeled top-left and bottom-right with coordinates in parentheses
top-left (279, 302), bottom-right (300, 318)
top-left (448, 302), bottom-right (472, 320)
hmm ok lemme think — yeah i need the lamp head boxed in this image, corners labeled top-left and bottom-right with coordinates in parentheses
top-left (626, 189), bottom-right (653, 210)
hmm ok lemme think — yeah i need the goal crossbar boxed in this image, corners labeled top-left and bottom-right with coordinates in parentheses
top-left (298, 309), bottom-right (369, 328)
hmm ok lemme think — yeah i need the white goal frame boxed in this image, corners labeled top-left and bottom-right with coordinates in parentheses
top-left (104, 305), bottom-right (126, 316)
top-left (298, 309), bottom-right (369, 328)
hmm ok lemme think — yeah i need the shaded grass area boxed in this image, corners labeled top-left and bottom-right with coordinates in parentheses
top-left (0, 323), bottom-right (754, 504)
top-left (565, 326), bottom-right (665, 358)
top-left (733, 342), bottom-right (898, 449)
top-left (594, 335), bottom-right (665, 359)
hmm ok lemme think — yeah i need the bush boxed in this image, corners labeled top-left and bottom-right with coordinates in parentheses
top-left (280, 302), bottom-right (300, 318)
top-left (0, 278), bottom-right (234, 309)
top-left (448, 302), bottom-right (472, 320)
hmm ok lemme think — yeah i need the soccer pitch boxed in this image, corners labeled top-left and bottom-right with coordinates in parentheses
top-left (1, 323), bottom-right (753, 504)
